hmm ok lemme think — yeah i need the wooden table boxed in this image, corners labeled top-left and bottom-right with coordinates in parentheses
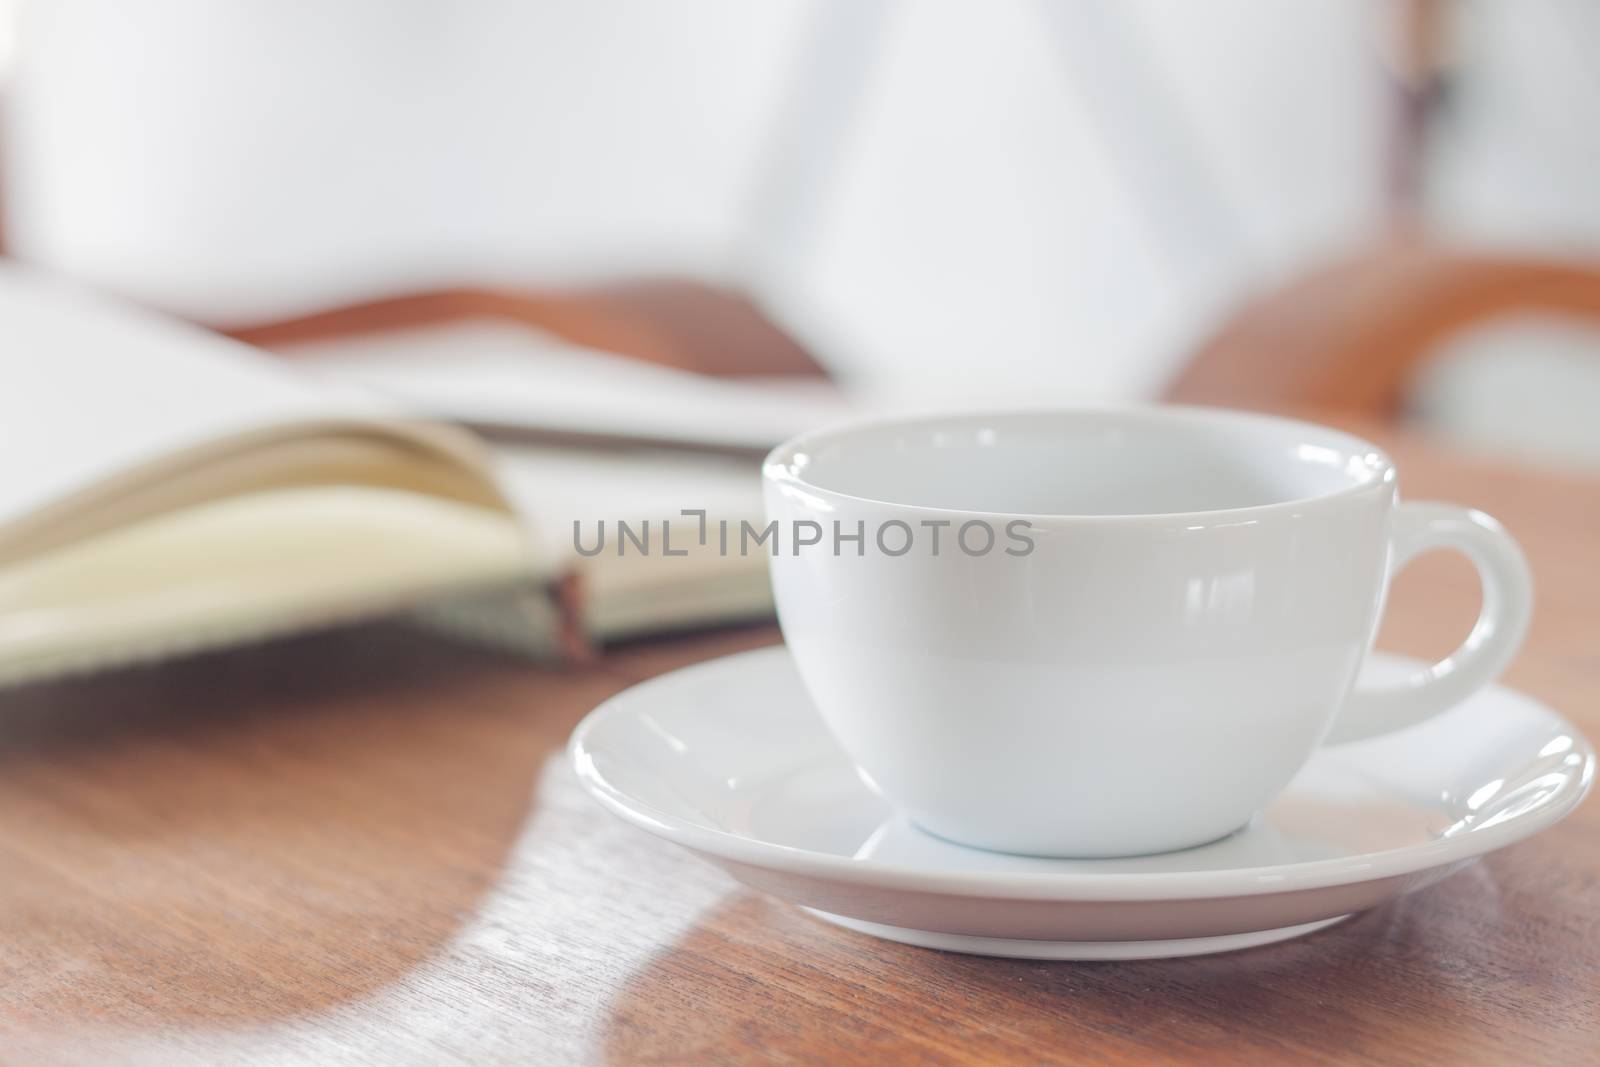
top-left (1, 426), bottom-right (1596, 1065)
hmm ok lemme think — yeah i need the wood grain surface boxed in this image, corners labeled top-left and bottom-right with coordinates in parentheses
top-left (0, 425), bottom-right (1596, 1065)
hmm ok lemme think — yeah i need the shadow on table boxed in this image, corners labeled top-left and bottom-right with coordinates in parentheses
top-left (601, 860), bottom-right (1599, 1064)
top-left (0, 623), bottom-right (613, 1030)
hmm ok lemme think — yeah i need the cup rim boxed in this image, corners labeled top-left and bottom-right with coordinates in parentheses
top-left (763, 404), bottom-right (1397, 523)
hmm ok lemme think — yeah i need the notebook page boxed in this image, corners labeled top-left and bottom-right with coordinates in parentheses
top-left (287, 318), bottom-right (853, 454)
top-left (0, 264), bottom-right (386, 528)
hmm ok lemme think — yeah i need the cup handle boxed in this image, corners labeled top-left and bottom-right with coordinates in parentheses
top-left (1324, 501), bottom-right (1533, 745)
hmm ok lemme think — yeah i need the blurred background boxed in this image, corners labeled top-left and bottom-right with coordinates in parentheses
top-left (5, 0), bottom-right (1600, 462)
top-left (7, 5), bottom-right (1600, 1054)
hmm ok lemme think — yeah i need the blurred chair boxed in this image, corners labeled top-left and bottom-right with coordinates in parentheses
top-left (1166, 241), bottom-right (1600, 421)
top-left (1170, 2), bottom-right (1600, 428)
top-left (225, 279), bottom-right (829, 379)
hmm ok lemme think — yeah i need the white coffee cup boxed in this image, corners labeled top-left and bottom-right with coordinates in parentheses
top-left (763, 407), bottom-right (1531, 858)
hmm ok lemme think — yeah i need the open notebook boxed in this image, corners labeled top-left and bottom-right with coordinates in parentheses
top-left (0, 267), bottom-right (791, 686)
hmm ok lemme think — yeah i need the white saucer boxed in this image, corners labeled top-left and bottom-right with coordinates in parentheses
top-left (571, 648), bottom-right (1593, 959)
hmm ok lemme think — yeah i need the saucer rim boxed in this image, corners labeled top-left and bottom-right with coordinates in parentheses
top-left (571, 647), bottom-right (1595, 903)
top-left (804, 910), bottom-right (1354, 960)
